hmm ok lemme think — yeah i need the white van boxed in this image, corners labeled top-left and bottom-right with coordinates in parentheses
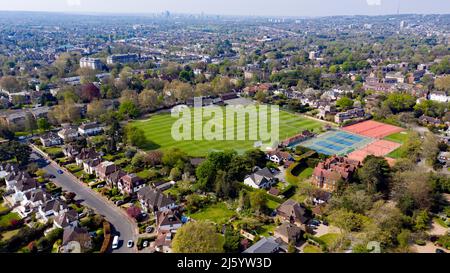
top-left (112, 236), bottom-right (119, 249)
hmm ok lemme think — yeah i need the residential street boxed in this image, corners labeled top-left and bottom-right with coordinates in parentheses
top-left (30, 150), bottom-right (138, 253)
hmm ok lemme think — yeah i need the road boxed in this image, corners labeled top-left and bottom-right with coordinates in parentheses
top-left (30, 151), bottom-right (138, 253)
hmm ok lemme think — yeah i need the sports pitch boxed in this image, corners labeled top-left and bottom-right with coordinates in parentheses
top-left (130, 108), bottom-right (324, 157)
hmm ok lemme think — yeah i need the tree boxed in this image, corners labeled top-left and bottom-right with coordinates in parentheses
top-left (249, 190), bottom-right (267, 213)
top-left (146, 150), bottom-right (163, 167)
top-left (172, 221), bottom-right (224, 253)
top-left (382, 93), bottom-right (416, 114)
top-left (422, 133), bottom-right (440, 166)
top-left (0, 76), bottom-right (21, 92)
top-left (87, 99), bottom-right (107, 121)
top-left (223, 228), bottom-right (240, 253)
top-left (126, 206), bottom-right (141, 219)
top-left (357, 156), bottom-right (390, 194)
top-left (336, 96), bottom-right (354, 110)
top-left (37, 118), bottom-right (51, 131)
top-left (138, 89), bottom-right (159, 112)
top-left (119, 100), bottom-right (140, 119)
top-left (397, 229), bottom-right (411, 250)
top-left (328, 209), bottom-right (367, 232)
top-left (255, 90), bottom-right (267, 102)
top-left (124, 126), bottom-right (146, 148)
top-left (434, 75), bottom-right (450, 91)
top-left (80, 83), bottom-right (101, 102)
top-left (414, 210), bottom-right (430, 231)
top-left (24, 112), bottom-right (37, 135)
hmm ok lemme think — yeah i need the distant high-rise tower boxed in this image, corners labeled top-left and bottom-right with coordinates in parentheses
top-left (400, 20), bottom-right (406, 30)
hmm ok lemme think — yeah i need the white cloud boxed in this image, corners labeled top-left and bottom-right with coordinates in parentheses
top-left (366, 0), bottom-right (382, 6)
top-left (67, 0), bottom-right (82, 7)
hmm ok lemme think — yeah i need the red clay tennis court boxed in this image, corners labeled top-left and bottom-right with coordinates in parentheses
top-left (342, 120), bottom-right (404, 139)
top-left (347, 140), bottom-right (401, 165)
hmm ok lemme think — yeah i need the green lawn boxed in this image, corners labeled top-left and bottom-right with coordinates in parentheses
top-left (189, 202), bottom-right (236, 224)
top-left (298, 167), bottom-right (313, 180)
top-left (1, 229), bottom-right (20, 241)
top-left (383, 131), bottom-right (409, 144)
top-left (0, 212), bottom-right (20, 228)
top-left (266, 199), bottom-right (281, 211)
top-left (130, 107), bottom-right (323, 157)
top-left (386, 148), bottom-right (403, 159)
top-left (303, 244), bottom-right (322, 253)
top-left (319, 233), bottom-right (340, 247)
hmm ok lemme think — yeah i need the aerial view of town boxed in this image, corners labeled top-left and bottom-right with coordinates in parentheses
top-left (0, 0), bottom-right (449, 258)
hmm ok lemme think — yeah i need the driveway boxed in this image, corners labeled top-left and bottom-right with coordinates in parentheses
top-left (30, 150), bottom-right (138, 253)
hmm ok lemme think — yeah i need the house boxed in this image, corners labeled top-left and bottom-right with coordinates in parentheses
top-left (154, 231), bottom-right (174, 253)
top-left (61, 226), bottom-right (92, 253)
top-left (276, 199), bottom-right (309, 231)
top-left (156, 210), bottom-right (183, 233)
top-left (430, 91), bottom-right (449, 103)
top-left (312, 156), bottom-right (360, 192)
top-left (16, 189), bottom-right (53, 218)
top-left (5, 171), bottom-right (30, 191)
top-left (243, 237), bottom-right (282, 253)
top-left (83, 158), bottom-right (102, 175)
top-left (58, 126), bottom-right (79, 142)
top-left (40, 133), bottom-right (62, 147)
top-left (335, 108), bottom-right (366, 124)
top-left (106, 169), bottom-right (127, 188)
top-left (75, 148), bottom-right (101, 166)
top-left (418, 115), bottom-right (443, 126)
top-left (274, 222), bottom-right (303, 245)
top-left (95, 161), bottom-right (118, 181)
top-left (118, 174), bottom-right (145, 195)
top-left (54, 210), bottom-right (79, 229)
top-left (38, 199), bottom-right (68, 222)
top-left (62, 144), bottom-right (81, 158)
top-left (137, 186), bottom-right (177, 213)
top-left (267, 150), bottom-right (294, 165)
top-left (78, 122), bottom-right (103, 136)
top-left (244, 167), bottom-right (277, 189)
top-left (281, 131), bottom-right (315, 147)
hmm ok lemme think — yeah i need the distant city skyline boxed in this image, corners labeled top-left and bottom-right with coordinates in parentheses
top-left (0, 0), bottom-right (450, 17)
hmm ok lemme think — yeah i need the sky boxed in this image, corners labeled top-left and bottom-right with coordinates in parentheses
top-left (0, 0), bottom-right (449, 17)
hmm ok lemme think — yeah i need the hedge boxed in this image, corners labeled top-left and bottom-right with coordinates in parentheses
top-left (100, 221), bottom-right (112, 253)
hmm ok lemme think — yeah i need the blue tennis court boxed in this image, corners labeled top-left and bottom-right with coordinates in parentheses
top-left (293, 130), bottom-right (374, 156)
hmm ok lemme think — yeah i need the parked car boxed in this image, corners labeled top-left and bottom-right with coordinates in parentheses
top-left (310, 220), bottom-right (321, 226)
top-left (57, 170), bottom-right (63, 175)
top-left (127, 240), bottom-right (134, 248)
top-left (145, 226), bottom-right (154, 233)
top-left (96, 184), bottom-right (104, 189)
top-left (112, 236), bottom-right (119, 249)
top-left (435, 248), bottom-right (446, 253)
top-left (142, 241), bottom-right (149, 248)
top-left (115, 200), bottom-right (124, 206)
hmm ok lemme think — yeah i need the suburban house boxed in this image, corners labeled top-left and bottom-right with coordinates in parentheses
top-left (16, 189), bottom-right (53, 218)
top-left (118, 174), bottom-right (146, 195)
top-left (276, 199), bottom-right (309, 231)
top-left (40, 132), bottom-right (63, 147)
top-left (61, 226), bottom-right (92, 253)
top-left (53, 210), bottom-right (79, 229)
top-left (83, 158), bottom-right (102, 175)
top-left (418, 115), bottom-right (443, 126)
top-left (58, 126), bottom-right (79, 142)
top-left (78, 122), bottom-right (103, 136)
top-left (38, 199), bottom-right (69, 222)
top-left (243, 236), bottom-right (283, 253)
top-left (95, 161), bottom-right (118, 181)
top-left (312, 156), bottom-right (360, 192)
top-left (267, 150), bottom-right (294, 165)
top-left (75, 148), bottom-right (101, 166)
top-left (244, 167), bottom-right (277, 189)
top-left (137, 186), bottom-right (177, 213)
top-left (335, 107), bottom-right (366, 124)
top-left (5, 171), bottom-right (30, 191)
top-left (429, 91), bottom-right (449, 103)
top-left (156, 210), bottom-right (183, 233)
top-left (274, 222), bottom-right (303, 245)
top-left (105, 169), bottom-right (127, 188)
top-left (62, 144), bottom-right (81, 159)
